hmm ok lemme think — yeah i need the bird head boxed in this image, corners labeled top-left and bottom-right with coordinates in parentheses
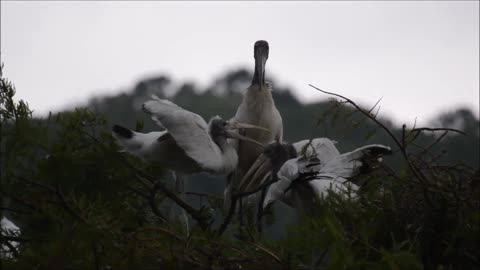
top-left (263, 140), bottom-right (298, 172)
top-left (252, 40), bottom-right (269, 89)
top-left (208, 116), bottom-right (268, 146)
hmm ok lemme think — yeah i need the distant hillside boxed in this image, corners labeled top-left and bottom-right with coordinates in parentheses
top-left (77, 69), bottom-right (480, 235)
top-left (85, 68), bottom-right (479, 170)
top-left (3, 65), bottom-right (478, 267)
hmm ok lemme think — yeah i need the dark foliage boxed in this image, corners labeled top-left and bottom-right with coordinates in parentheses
top-left (1, 65), bottom-right (479, 269)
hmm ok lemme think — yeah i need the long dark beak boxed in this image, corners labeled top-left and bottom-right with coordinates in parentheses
top-left (227, 121), bottom-right (269, 132)
top-left (225, 131), bottom-right (265, 147)
top-left (255, 53), bottom-right (267, 87)
top-left (252, 44), bottom-right (268, 89)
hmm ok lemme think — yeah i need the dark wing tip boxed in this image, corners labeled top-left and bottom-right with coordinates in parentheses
top-left (287, 144), bottom-right (298, 159)
top-left (112, 125), bottom-right (133, 139)
top-left (157, 132), bottom-right (172, 142)
top-left (369, 146), bottom-right (393, 156)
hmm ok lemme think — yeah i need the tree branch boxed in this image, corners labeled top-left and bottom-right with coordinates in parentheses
top-left (309, 84), bottom-right (434, 206)
top-left (412, 127), bottom-right (466, 136)
top-left (118, 155), bottom-right (208, 230)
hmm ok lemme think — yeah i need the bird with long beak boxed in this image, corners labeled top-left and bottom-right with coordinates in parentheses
top-left (112, 96), bottom-right (268, 175)
top-left (225, 40), bottom-right (283, 209)
top-left (246, 138), bottom-right (392, 211)
top-left (113, 96), bottom-right (268, 234)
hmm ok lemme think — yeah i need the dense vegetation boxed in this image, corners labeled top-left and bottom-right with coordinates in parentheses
top-left (1, 65), bottom-right (479, 269)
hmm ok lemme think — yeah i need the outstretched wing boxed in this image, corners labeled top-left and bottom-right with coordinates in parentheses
top-left (293, 138), bottom-right (340, 163)
top-left (308, 175), bottom-right (359, 200)
top-left (142, 96), bottom-right (223, 172)
top-left (263, 157), bottom-right (301, 208)
top-left (319, 144), bottom-right (391, 178)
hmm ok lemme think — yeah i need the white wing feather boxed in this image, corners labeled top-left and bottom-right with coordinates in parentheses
top-left (112, 130), bottom-right (167, 159)
top-left (1, 217), bottom-right (21, 259)
top-left (142, 96), bottom-right (223, 172)
top-left (308, 176), bottom-right (359, 200)
top-left (264, 142), bottom-right (389, 208)
top-left (318, 144), bottom-right (391, 178)
top-left (263, 158), bottom-right (300, 208)
top-left (293, 138), bottom-right (339, 163)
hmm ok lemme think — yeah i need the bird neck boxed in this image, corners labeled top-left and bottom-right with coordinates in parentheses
top-left (251, 68), bottom-right (264, 86)
top-left (245, 84), bottom-right (273, 106)
top-left (213, 136), bottom-right (238, 173)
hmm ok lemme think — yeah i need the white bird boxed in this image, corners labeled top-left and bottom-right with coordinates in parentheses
top-left (256, 138), bottom-right (392, 210)
top-left (112, 96), bottom-right (267, 175)
top-left (112, 96), bottom-right (268, 231)
top-left (1, 216), bottom-right (20, 259)
top-left (225, 40), bottom-right (283, 208)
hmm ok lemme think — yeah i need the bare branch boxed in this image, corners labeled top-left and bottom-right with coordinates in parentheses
top-left (56, 183), bottom-right (88, 224)
top-left (148, 182), bottom-right (168, 224)
top-left (246, 241), bottom-right (283, 265)
top-left (72, 123), bottom-right (209, 230)
top-left (420, 130), bottom-right (449, 156)
top-left (1, 237), bottom-right (20, 258)
top-left (309, 84), bottom-right (404, 150)
top-left (149, 174), bottom-right (208, 230)
top-left (217, 196), bottom-right (237, 235)
top-left (185, 192), bottom-right (221, 200)
top-left (118, 155), bottom-right (208, 230)
top-left (309, 84), bottom-right (434, 205)
top-left (412, 127), bottom-right (466, 136)
top-left (367, 96), bottom-right (383, 114)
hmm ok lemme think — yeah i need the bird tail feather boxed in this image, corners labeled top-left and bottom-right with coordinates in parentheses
top-left (112, 125), bottom-right (144, 153)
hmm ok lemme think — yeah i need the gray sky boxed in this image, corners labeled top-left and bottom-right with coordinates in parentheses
top-left (1, 1), bottom-right (478, 125)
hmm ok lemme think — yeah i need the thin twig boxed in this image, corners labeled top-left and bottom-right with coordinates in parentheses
top-left (0, 235), bottom-right (32, 242)
top-left (309, 84), bottom-right (434, 206)
top-left (185, 191), bottom-right (222, 200)
top-left (74, 124), bottom-right (209, 229)
top-left (16, 176), bottom-right (56, 193)
top-left (1, 237), bottom-right (20, 258)
top-left (373, 105), bottom-right (381, 119)
top-left (118, 155), bottom-right (207, 229)
top-left (92, 240), bottom-right (101, 270)
top-left (148, 182), bottom-right (168, 224)
top-left (56, 183), bottom-right (87, 224)
top-left (246, 241), bottom-right (283, 265)
top-left (234, 178), bottom-right (277, 198)
top-left (309, 84), bottom-right (403, 149)
top-left (420, 130), bottom-right (449, 156)
top-left (217, 196), bottom-right (237, 235)
top-left (150, 178), bottom-right (209, 230)
top-left (412, 127), bottom-right (466, 135)
top-left (132, 226), bottom-right (182, 242)
top-left (367, 96), bottom-right (383, 114)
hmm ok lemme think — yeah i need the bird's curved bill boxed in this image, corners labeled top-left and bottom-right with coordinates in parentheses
top-left (226, 131), bottom-right (265, 147)
top-left (225, 122), bottom-right (268, 147)
top-left (255, 54), bottom-right (267, 87)
top-left (227, 121), bottom-right (270, 132)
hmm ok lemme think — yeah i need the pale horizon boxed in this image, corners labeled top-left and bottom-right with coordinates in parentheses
top-left (1, 1), bottom-right (478, 126)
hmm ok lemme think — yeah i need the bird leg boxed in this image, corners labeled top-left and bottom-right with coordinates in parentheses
top-left (256, 185), bottom-right (268, 236)
top-left (245, 161), bottom-right (271, 191)
top-left (171, 172), bottom-right (190, 236)
top-left (238, 154), bottom-right (268, 191)
top-left (238, 197), bottom-right (244, 228)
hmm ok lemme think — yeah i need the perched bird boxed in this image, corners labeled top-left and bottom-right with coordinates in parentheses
top-left (225, 40), bottom-right (283, 208)
top-left (112, 96), bottom-right (267, 175)
top-left (254, 138), bottom-right (392, 210)
top-left (1, 216), bottom-right (20, 259)
top-left (113, 96), bottom-right (268, 232)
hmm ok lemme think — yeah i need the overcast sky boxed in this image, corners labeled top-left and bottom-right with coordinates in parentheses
top-left (1, 1), bottom-right (478, 125)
